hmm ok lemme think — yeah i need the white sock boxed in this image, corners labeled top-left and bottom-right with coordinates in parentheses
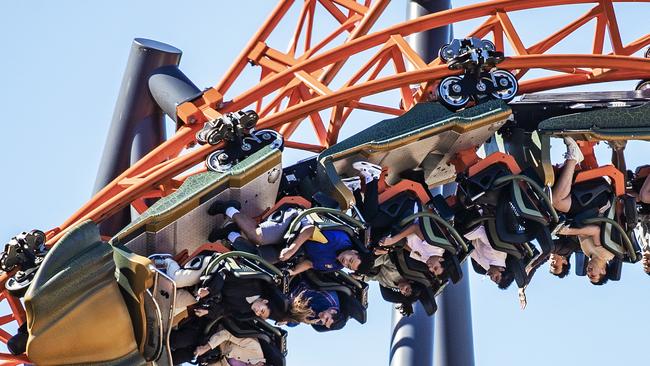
top-left (226, 207), bottom-right (240, 218)
top-left (227, 232), bottom-right (241, 242)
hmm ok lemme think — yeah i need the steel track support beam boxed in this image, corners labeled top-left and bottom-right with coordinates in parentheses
top-left (390, 2), bottom-right (474, 366)
top-left (93, 38), bottom-right (198, 236)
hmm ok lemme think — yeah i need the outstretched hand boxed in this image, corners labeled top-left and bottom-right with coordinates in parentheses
top-left (518, 288), bottom-right (527, 310)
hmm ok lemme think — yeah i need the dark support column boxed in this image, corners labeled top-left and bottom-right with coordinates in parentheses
top-left (390, 302), bottom-right (435, 366)
top-left (391, 2), bottom-right (474, 366)
top-left (433, 261), bottom-right (475, 366)
top-left (407, 0), bottom-right (453, 65)
top-left (435, 184), bottom-right (475, 366)
top-left (93, 38), bottom-right (198, 236)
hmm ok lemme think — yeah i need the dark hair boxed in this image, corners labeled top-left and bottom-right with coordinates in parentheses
top-left (402, 280), bottom-right (423, 299)
top-left (354, 253), bottom-right (376, 275)
top-left (497, 269), bottom-right (515, 290)
top-left (590, 274), bottom-right (609, 286)
top-left (470, 258), bottom-right (487, 275)
top-left (267, 297), bottom-right (289, 321)
top-left (551, 257), bottom-right (571, 279)
top-left (396, 302), bottom-right (414, 317)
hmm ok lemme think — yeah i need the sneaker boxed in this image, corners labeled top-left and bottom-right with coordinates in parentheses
top-left (207, 200), bottom-right (241, 216)
top-left (352, 161), bottom-right (382, 180)
top-left (342, 176), bottom-right (362, 192)
top-left (208, 222), bottom-right (239, 243)
top-left (563, 137), bottom-right (584, 164)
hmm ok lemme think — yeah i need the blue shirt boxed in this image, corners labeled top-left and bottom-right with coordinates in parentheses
top-left (304, 230), bottom-right (353, 271)
top-left (288, 281), bottom-right (340, 327)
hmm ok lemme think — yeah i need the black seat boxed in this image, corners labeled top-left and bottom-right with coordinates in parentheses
top-left (389, 248), bottom-right (442, 289)
top-left (442, 250), bottom-right (463, 284)
top-left (495, 189), bottom-right (538, 245)
top-left (571, 178), bottom-right (612, 213)
top-left (465, 163), bottom-right (513, 196)
top-left (508, 180), bottom-right (549, 225)
top-left (205, 252), bottom-right (290, 318)
top-left (311, 191), bottom-right (340, 209)
top-left (367, 193), bottom-right (421, 244)
top-left (574, 251), bottom-right (588, 276)
top-left (484, 218), bottom-right (526, 259)
top-left (379, 283), bottom-right (438, 316)
top-left (302, 270), bottom-right (368, 327)
top-left (430, 194), bottom-right (455, 221)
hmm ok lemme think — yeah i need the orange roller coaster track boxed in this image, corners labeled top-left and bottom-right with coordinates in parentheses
top-left (2, 1), bottom-right (650, 362)
top-left (45, 0), bottom-right (650, 247)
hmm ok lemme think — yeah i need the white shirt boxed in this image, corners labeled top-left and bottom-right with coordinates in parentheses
top-left (465, 225), bottom-right (506, 270)
top-left (406, 234), bottom-right (445, 263)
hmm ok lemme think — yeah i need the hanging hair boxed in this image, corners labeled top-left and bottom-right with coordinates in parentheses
top-left (395, 302), bottom-right (414, 317)
top-left (288, 291), bottom-right (316, 324)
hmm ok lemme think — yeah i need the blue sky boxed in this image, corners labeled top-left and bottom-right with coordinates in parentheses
top-left (1, 1), bottom-right (649, 365)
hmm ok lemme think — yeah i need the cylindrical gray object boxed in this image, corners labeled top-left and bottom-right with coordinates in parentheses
top-left (434, 261), bottom-right (475, 366)
top-left (434, 183), bottom-right (475, 366)
top-left (390, 302), bottom-right (435, 366)
top-left (390, 2), bottom-right (475, 366)
top-left (93, 38), bottom-right (182, 236)
top-left (407, 0), bottom-right (453, 64)
top-left (148, 65), bottom-right (201, 123)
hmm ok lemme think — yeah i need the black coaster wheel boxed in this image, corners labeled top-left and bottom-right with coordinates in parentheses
top-left (437, 76), bottom-right (470, 111)
top-left (206, 149), bottom-right (233, 172)
top-left (489, 70), bottom-right (518, 102)
top-left (439, 43), bottom-right (455, 63)
top-left (27, 230), bottom-right (46, 248)
top-left (6, 264), bottom-right (40, 298)
top-left (480, 39), bottom-right (496, 52)
top-left (253, 129), bottom-right (284, 150)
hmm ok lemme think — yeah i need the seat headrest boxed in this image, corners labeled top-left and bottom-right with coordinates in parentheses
top-left (572, 178), bottom-right (612, 208)
top-left (379, 285), bottom-right (409, 303)
top-left (417, 287), bottom-right (438, 316)
top-left (311, 191), bottom-right (340, 209)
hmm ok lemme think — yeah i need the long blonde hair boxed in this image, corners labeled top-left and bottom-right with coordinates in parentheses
top-left (288, 291), bottom-right (316, 324)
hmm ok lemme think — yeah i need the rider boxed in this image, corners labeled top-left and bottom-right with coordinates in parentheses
top-left (551, 137), bottom-right (611, 285)
top-left (549, 237), bottom-right (580, 278)
top-left (348, 161), bottom-right (446, 276)
top-left (465, 224), bottom-right (514, 289)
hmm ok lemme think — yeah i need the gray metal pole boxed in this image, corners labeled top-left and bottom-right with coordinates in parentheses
top-left (435, 180), bottom-right (475, 366)
top-left (390, 302), bottom-right (435, 366)
top-left (407, 0), bottom-right (453, 65)
top-left (94, 38), bottom-right (198, 236)
top-left (390, 2), bottom-right (474, 366)
top-left (433, 260), bottom-right (475, 366)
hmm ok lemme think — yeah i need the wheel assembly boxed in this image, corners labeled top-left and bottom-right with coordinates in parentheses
top-left (489, 70), bottom-right (518, 102)
top-left (437, 76), bottom-right (470, 110)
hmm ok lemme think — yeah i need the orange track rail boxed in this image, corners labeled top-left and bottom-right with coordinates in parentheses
top-left (4, 0), bottom-right (650, 363)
